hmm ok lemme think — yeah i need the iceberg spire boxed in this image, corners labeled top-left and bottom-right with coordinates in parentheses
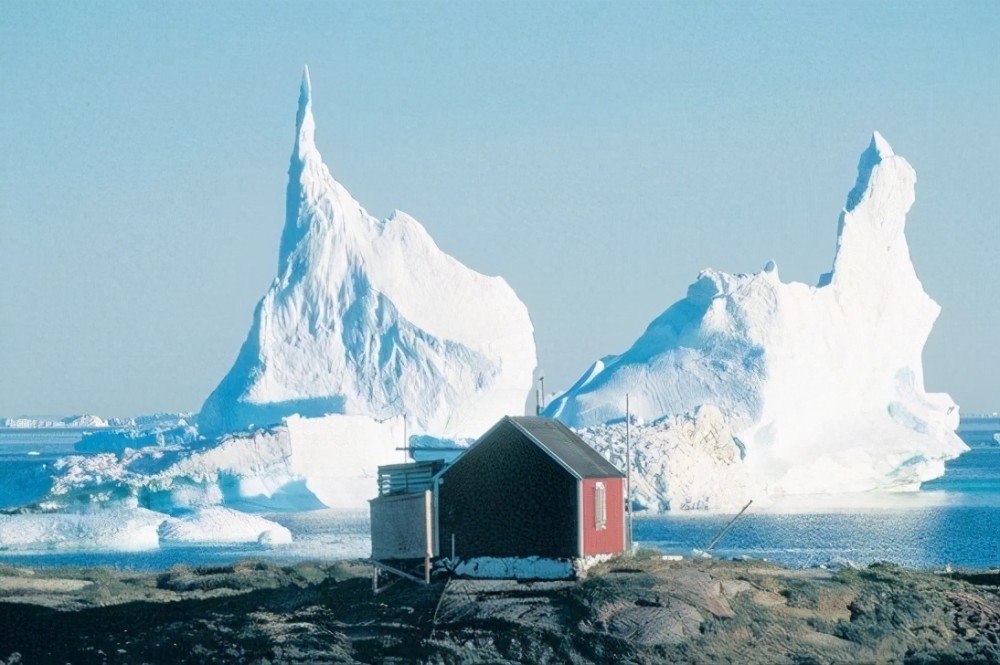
top-left (280, 65), bottom-right (320, 270)
top-left (846, 131), bottom-right (895, 212)
top-left (293, 65), bottom-right (315, 159)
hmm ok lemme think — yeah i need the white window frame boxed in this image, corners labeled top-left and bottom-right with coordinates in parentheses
top-left (594, 482), bottom-right (607, 531)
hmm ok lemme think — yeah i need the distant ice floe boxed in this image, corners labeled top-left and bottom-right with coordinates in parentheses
top-left (0, 507), bottom-right (292, 552)
top-left (158, 507), bottom-right (292, 546)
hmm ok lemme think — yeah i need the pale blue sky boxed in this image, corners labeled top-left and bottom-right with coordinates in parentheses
top-left (1, 1), bottom-right (997, 417)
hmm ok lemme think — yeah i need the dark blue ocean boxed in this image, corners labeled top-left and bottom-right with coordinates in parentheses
top-left (0, 431), bottom-right (996, 571)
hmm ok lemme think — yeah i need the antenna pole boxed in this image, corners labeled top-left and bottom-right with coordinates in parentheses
top-left (626, 393), bottom-right (632, 553)
top-left (403, 416), bottom-right (408, 463)
top-left (540, 376), bottom-right (546, 411)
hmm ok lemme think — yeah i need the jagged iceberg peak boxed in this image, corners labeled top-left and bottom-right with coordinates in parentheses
top-left (830, 131), bottom-right (918, 294)
top-left (846, 131), bottom-right (893, 212)
top-left (292, 65), bottom-right (320, 167)
top-left (546, 133), bottom-right (964, 503)
top-left (280, 65), bottom-right (329, 272)
top-left (200, 71), bottom-right (537, 439)
top-left (296, 66), bottom-right (312, 137)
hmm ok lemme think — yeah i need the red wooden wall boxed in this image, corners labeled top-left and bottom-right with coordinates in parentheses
top-left (581, 477), bottom-right (625, 556)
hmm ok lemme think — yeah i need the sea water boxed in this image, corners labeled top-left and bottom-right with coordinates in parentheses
top-left (636, 446), bottom-right (1000, 569)
top-left (0, 437), bottom-right (997, 571)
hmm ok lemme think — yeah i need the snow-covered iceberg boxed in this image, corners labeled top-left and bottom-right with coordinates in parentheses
top-left (44, 414), bottom-right (401, 513)
top-left (0, 414), bottom-right (400, 551)
top-left (199, 67), bottom-right (537, 440)
top-left (546, 132), bottom-right (966, 506)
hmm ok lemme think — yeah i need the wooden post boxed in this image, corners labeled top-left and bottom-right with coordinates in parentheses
top-left (706, 499), bottom-right (754, 552)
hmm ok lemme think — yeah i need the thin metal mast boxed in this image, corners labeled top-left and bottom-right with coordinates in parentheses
top-left (626, 392), bottom-right (632, 552)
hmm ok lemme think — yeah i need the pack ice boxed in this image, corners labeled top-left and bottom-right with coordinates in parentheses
top-left (199, 66), bottom-right (537, 440)
top-left (546, 132), bottom-right (967, 508)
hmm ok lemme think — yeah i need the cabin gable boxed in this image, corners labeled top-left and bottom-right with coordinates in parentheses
top-left (437, 421), bottom-right (578, 559)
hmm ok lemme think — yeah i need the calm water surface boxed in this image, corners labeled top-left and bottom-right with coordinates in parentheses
top-left (638, 446), bottom-right (1000, 569)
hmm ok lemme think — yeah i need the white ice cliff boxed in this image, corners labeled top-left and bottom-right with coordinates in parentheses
top-left (0, 414), bottom-right (400, 550)
top-left (199, 67), bottom-right (537, 439)
top-left (578, 407), bottom-right (763, 512)
top-left (43, 414), bottom-right (401, 514)
top-left (547, 132), bottom-right (967, 505)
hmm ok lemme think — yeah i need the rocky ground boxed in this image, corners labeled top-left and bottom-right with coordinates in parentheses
top-left (0, 554), bottom-right (996, 664)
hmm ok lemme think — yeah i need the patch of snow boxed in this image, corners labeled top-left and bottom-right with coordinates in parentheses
top-left (574, 553), bottom-right (617, 578)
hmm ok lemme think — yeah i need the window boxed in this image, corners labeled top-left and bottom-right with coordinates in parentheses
top-left (594, 482), bottom-right (607, 531)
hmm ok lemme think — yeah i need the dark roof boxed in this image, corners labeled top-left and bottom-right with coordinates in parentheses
top-left (506, 416), bottom-right (625, 480)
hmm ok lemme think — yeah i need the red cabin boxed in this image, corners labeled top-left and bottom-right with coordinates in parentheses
top-left (435, 416), bottom-right (627, 560)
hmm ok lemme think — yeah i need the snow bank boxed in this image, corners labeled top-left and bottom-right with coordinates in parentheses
top-left (199, 67), bottom-right (536, 439)
top-left (547, 133), bottom-right (966, 505)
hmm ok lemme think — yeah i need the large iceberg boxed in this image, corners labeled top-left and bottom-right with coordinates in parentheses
top-left (199, 67), bottom-right (537, 440)
top-left (546, 132), bottom-right (966, 505)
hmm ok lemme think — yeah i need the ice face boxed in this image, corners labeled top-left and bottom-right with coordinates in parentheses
top-left (547, 133), bottom-right (966, 506)
top-left (45, 414), bottom-right (402, 514)
top-left (199, 67), bottom-right (537, 439)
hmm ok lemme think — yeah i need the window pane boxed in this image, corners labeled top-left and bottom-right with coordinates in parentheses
top-left (595, 482), bottom-right (606, 530)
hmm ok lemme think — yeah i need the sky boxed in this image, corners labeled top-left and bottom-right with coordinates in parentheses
top-left (1, 1), bottom-right (997, 418)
